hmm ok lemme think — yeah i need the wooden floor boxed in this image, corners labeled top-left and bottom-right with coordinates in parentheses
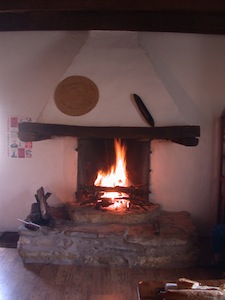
top-left (0, 247), bottom-right (224, 300)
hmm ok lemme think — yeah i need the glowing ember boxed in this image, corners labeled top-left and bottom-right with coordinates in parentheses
top-left (94, 139), bottom-right (130, 210)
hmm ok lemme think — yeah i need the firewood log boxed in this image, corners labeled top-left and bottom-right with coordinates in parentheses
top-left (159, 289), bottom-right (225, 299)
top-left (35, 187), bottom-right (52, 221)
top-left (176, 278), bottom-right (200, 289)
top-left (25, 203), bottom-right (41, 223)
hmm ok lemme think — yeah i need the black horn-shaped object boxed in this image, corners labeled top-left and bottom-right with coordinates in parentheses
top-left (133, 94), bottom-right (155, 127)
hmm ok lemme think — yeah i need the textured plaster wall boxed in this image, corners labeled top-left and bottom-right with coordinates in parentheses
top-left (0, 30), bottom-right (225, 235)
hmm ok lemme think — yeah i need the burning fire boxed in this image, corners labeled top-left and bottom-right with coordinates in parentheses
top-left (94, 139), bottom-right (130, 210)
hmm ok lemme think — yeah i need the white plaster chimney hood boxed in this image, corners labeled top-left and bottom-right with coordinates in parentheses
top-left (36, 31), bottom-right (202, 128)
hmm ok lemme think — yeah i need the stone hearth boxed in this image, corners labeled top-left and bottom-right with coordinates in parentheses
top-left (17, 205), bottom-right (199, 268)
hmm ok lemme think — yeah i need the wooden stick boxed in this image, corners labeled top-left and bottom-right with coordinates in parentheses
top-left (17, 218), bottom-right (40, 229)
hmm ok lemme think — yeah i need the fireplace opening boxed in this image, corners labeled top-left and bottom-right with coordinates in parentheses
top-left (76, 138), bottom-right (151, 210)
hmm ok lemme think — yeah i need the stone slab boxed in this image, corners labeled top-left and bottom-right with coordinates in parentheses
top-left (67, 203), bottom-right (161, 224)
top-left (17, 210), bottom-right (199, 268)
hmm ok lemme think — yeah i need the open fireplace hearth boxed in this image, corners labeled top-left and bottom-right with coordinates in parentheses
top-left (76, 137), bottom-right (150, 210)
top-left (17, 122), bottom-right (200, 268)
top-left (17, 189), bottom-right (199, 268)
top-left (18, 164), bottom-right (199, 268)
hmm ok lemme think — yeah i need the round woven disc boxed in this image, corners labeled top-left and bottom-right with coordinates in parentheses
top-left (54, 76), bottom-right (99, 116)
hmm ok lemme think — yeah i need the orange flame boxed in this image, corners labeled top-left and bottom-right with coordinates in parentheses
top-left (94, 139), bottom-right (128, 188)
top-left (94, 139), bottom-right (129, 209)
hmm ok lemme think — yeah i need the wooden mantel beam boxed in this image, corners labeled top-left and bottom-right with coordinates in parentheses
top-left (18, 122), bottom-right (200, 146)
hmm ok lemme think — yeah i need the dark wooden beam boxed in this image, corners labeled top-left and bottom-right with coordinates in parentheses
top-left (0, 1), bottom-right (225, 34)
top-left (18, 122), bottom-right (200, 146)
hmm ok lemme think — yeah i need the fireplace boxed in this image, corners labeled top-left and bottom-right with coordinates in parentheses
top-left (66, 136), bottom-right (163, 232)
top-left (17, 122), bottom-right (200, 268)
top-left (76, 138), bottom-right (150, 210)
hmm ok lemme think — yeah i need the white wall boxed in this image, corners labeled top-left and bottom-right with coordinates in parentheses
top-left (0, 30), bottom-right (225, 235)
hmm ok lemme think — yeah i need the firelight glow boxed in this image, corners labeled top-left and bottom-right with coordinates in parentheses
top-left (94, 139), bottom-right (130, 208)
top-left (94, 139), bottom-right (128, 188)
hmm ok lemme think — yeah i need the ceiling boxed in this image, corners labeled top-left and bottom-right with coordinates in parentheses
top-left (1, 0), bottom-right (225, 34)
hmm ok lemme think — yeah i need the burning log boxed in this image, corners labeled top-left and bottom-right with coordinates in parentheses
top-left (77, 184), bottom-right (151, 210)
top-left (92, 185), bottom-right (146, 194)
top-left (95, 198), bottom-right (114, 208)
top-left (78, 184), bottom-right (148, 197)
